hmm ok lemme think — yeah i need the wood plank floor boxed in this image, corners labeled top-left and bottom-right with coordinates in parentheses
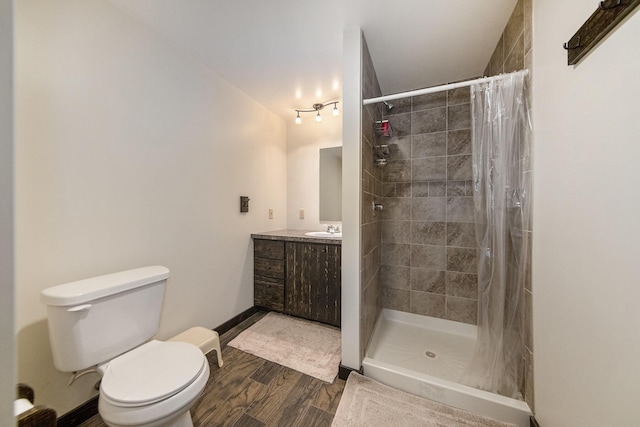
top-left (79, 311), bottom-right (346, 427)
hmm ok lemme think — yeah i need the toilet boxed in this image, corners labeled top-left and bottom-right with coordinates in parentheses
top-left (41, 266), bottom-right (210, 427)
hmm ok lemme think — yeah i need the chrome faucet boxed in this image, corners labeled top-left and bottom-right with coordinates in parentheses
top-left (326, 224), bottom-right (340, 234)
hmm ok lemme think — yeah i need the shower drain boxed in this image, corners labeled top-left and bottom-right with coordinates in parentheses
top-left (425, 351), bottom-right (437, 358)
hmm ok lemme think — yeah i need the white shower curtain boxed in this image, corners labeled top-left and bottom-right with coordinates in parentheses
top-left (461, 70), bottom-right (531, 399)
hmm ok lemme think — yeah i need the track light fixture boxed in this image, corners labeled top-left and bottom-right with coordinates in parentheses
top-left (294, 101), bottom-right (339, 124)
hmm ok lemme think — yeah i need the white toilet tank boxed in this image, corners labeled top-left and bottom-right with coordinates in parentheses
top-left (41, 266), bottom-right (170, 372)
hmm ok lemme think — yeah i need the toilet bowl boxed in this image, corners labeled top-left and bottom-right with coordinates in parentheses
top-left (98, 340), bottom-right (209, 427)
top-left (41, 266), bottom-right (211, 427)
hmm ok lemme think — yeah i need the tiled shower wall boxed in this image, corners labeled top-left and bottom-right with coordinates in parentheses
top-left (484, 0), bottom-right (532, 76)
top-left (360, 35), bottom-right (384, 359)
top-left (379, 88), bottom-right (478, 325)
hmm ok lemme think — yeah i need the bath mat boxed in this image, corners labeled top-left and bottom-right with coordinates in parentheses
top-left (228, 311), bottom-right (341, 383)
top-left (332, 372), bottom-right (517, 427)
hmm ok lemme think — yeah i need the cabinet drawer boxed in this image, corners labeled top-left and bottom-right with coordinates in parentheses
top-left (254, 278), bottom-right (284, 311)
top-left (254, 257), bottom-right (285, 279)
top-left (254, 239), bottom-right (285, 259)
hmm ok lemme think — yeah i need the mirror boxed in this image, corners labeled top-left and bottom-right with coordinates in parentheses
top-left (319, 147), bottom-right (342, 222)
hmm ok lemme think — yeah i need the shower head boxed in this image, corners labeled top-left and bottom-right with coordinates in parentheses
top-left (383, 101), bottom-right (394, 111)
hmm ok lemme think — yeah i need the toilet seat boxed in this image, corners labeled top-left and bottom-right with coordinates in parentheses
top-left (101, 340), bottom-right (205, 407)
top-left (99, 355), bottom-right (210, 427)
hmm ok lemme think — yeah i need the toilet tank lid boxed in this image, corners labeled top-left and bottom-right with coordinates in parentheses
top-left (41, 266), bottom-right (170, 307)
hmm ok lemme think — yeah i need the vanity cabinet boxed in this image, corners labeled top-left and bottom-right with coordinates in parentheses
top-left (253, 237), bottom-right (341, 327)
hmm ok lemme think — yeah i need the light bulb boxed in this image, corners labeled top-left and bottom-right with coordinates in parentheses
top-left (333, 104), bottom-right (339, 116)
top-left (315, 112), bottom-right (322, 123)
top-left (295, 112), bottom-right (302, 124)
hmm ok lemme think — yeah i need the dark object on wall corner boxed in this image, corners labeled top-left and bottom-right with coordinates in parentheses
top-left (338, 364), bottom-right (363, 381)
top-left (240, 196), bottom-right (250, 213)
top-left (17, 384), bottom-right (34, 404)
top-left (563, 0), bottom-right (639, 65)
top-left (530, 415), bottom-right (541, 427)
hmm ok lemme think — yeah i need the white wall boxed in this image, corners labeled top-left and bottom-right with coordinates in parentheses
top-left (15, 0), bottom-right (287, 415)
top-left (0, 0), bottom-right (14, 425)
top-left (286, 119), bottom-right (342, 230)
top-left (532, 3), bottom-right (640, 426)
top-left (341, 28), bottom-right (362, 370)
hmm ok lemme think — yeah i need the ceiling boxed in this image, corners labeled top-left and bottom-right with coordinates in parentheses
top-left (109, 0), bottom-right (517, 121)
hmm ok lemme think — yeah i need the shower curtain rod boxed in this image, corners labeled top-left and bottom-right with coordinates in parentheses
top-left (362, 69), bottom-right (529, 105)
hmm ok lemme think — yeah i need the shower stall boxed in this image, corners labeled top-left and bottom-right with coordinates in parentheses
top-left (360, 70), bottom-right (532, 427)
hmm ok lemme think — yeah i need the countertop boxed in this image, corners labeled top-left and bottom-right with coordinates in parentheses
top-left (251, 229), bottom-right (342, 245)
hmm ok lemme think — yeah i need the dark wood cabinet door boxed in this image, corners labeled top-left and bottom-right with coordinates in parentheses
top-left (285, 242), bottom-right (341, 327)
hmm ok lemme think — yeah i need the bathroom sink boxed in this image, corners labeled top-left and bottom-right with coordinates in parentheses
top-left (304, 231), bottom-right (342, 238)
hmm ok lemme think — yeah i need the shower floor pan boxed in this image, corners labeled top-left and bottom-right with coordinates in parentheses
top-left (363, 309), bottom-right (531, 427)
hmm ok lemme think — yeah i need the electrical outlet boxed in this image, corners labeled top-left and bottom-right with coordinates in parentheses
top-left (299, 209), bottom-right (305, 219)
top-left (268, 208), bottom-right (273, 219)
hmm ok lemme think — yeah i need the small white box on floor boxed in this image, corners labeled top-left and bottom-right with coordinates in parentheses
top-left (169, 326), bottom-right (223, 367)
